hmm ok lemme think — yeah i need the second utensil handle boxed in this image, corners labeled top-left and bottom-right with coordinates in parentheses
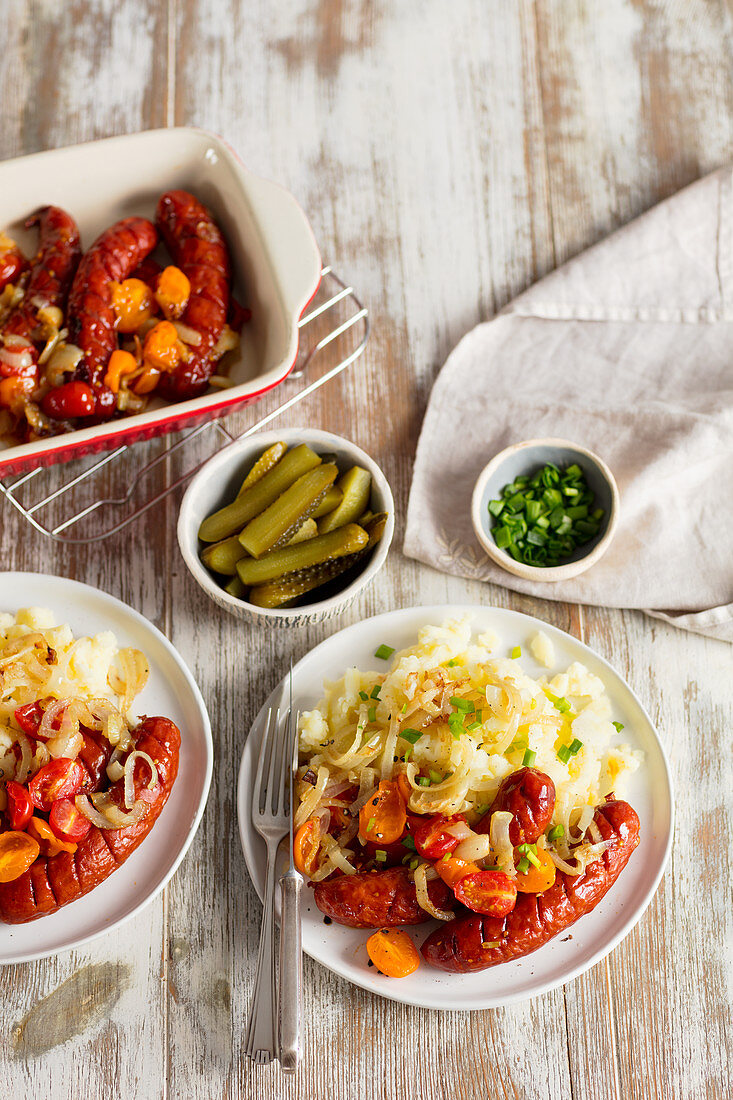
top-left (278, 870), bottom-right (303, 1072)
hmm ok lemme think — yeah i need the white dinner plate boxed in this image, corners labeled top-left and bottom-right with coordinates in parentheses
top-left (0, 573), bottom-right (212, 964)
top-left (238, 604), bottom-right (673, 1011)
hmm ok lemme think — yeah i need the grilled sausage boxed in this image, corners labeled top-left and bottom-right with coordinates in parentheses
top-left (3, 206), bottom-right (81, 339)
top-left (476, 767), bottom-right (556, 845)
top-left (313, 865), bottom-right (457, 928)
top-left (0, 716), bottom-right (180, 923)
top-left (68, 216), bottom-right (158, 389)
top-left (154, 190), bottom-right (231, 400)
top-left (421, 799), bottom-right (640, 972)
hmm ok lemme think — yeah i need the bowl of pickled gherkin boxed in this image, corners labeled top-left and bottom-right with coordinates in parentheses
top-left (471, 438), bottom-right (619, 582)
top-left (178, 429), bottom-right (395, 623)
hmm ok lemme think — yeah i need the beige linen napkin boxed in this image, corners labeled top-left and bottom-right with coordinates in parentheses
top-left (404, 167), bottom-right (733, 641)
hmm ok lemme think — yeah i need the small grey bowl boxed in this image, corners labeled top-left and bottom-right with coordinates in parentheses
top-left (178, 428), bottom-right (395, 625)
top-left (471, 438), bottom-right (619, 582)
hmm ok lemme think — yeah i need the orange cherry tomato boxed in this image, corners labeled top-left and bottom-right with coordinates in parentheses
top-left (0, 373), bottom-right (35, 412)
top-left (515, 848), bottom-right (556, 893)
top-left (293, 817), bottom-right (321, 877)
top-left (434, 855), bottom-right (481, 890)
top-left (396, 773), bottom-right (412, 804)
top-left (359, 780), bottom-right (407, 845)
top-left (155, 266), bottom-right (191, 320)
top-left (5, 781), bottom-right (33, 830)
top-left (111, 278), bottom-right (156, 333)
top-left (366, 929), bottom-right (420, 978)
top-left (132, 366), bottom-right (161, 395)
top-left (49, 798), bottom-right (92, 843)
top-left (453, 870), bottom-right (518, 917)
top-left (412, 813), bottom-right (466, 860)
top-left (103, 349), bottom-right (138, 394)
top-left (27, 816), bottom-right (77, 857)
top-left (27, 758), bottom-right (85, 813)
top-left (0, 830), bottom-right (40, 882)
top-left (143, 320), bottom-right (181, 372)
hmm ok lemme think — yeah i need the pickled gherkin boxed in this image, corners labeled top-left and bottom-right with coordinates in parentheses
top-left (236, 524), bottom-right (368, 585)
top-left (225, 576), bottom-right (247, 599)
top-left (198, 444), bottom-right (321, 542)
top-left (288, 518), bottom-right (318, 544)
top-left (237, 442), bottom-right (288, 495)
top-left (201, 535), bottom-right (247, 576)
top-left (317, 467), bottom-right (372, 534)
top-left (311, 485), bottom-right (343, 518)
top-left (238, 464), bottom-right (338, 558)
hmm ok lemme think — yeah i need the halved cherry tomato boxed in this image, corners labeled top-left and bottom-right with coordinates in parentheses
top-left (434, 855), bottom-right (481, 890)
top-left (366, 929), bottom-right (420, 978)
top-left (412, 813), bottom-right (467, 860)
top-left (49, 798), bottom-right (92, 843)
top-left (0, 830), bottom-right (40, 882)
top-left (14, 699), bottom-right (48, 737)
top-left (453, 870), bottom-right (518, 917)
top-left (396, 773), bottom-right (412, 804)
top-left (5, 780), bottom-right (33, 830)
top-left (28, 816), bottom-right (77, 857)
top-left (359, 780), bottom-right (407, 845)
top-left (27, 758), bottom-right (85, 812)
top-left (515, 847), bottom-right (556, 893)
top-left (293, 817), bottom-right (321, 877)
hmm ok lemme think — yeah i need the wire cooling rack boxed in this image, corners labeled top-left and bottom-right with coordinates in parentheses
top-left (0, 267), bottom-right (369, 543)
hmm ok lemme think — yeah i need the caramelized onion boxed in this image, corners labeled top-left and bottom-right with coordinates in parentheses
top-left (123, 749), bottom-right (158, 809)
top-left (75, 793), bottom-right (150, 829)
top-left (489, 810), bottom-right (517, 877)
top-left (413, 861), bottom-right (454, 921)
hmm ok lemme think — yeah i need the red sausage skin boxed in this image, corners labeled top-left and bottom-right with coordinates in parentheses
top-left (313, 866), bottom-right (457, 928)
top-left (68, 216), bottom-right (158, 387)
top-left (0, 716), bottom-right (180, 923)
top-left (3, 206), bottom-right (81, 339)
top-left (476, 767), bottom-right (556, 845)
top-left (154, 190), bottom-right (231, 400)
top-left (421, 800), bottom-right (640, 972)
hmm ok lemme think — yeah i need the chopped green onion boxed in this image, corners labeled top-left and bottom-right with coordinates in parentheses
top-left (429, 769), bottom-right (443, 785)
top-left (466, 719), bottom-right (482, 732)
top-left (494, 525), bottom-right (512, 550)
top-left (409, 857), bottom-right (419, 870)
top-left (401, 702), bottom-right (408, 714)
top-left (402, 835), bottom-right (416, 850)
top-left (374, 644), bottom-right (395, 660)
top-left (417, 776), bottom-right (430, 787)
top-left (359, 691), bottom-right (369, 701)
top-left (522, 748), bottom-right (537, 767)
top-left (568, 738), bottom-right (583, 755)
top-left (401, 728), bottom-right (423, 744)
top-left (612, 720), bottom-right (624, 732)
top-left (546, 690), bottom-right (571, 714)
top-left (375, 849), bottom-right (387, 862)
top-left (557, 744), bottom-right (572, 764)
top-left (401, 853), bottom-right (413, 865)
top-left (516, 856), bottom-right (530, 874)
top-left (402, 747), bottom-right (413, 762)
top-left (474, 803), bottom-right (489, 817)
top-left (448, 713), bottom-right (465, 739)
top-left (366, 818), bottom-right (375, 832)
top-left (450, 697), bottom-right (474, 713)
top-left (548, 825), bottom-right (565, 841)
top-left (525, 849), bottom-right (541, 869)
top-left (370, 684), bottom-right (381, 699)
top-left (511, 645), bottom-right (522, 659)
top-left (488, 499), bottom-right (505, 517)
top-left (368, 706), bottom-right (377, 723)
top-left (444, 658), bottom-right (459, 667)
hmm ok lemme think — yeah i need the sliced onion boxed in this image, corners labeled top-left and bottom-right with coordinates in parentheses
top-left (444, 821), bottom-right (474, 840)
top-left (413, 861), bottom-right (455, 921)
top-left (108, 648), bottom-right (149, 714)
top-left (2, 334), bottom-right (30, 349)
top-left (548, 839), bottom-right (615, 876)
top-left (320, 834), bottom-right (356, 875)
top-left (106, 759), bottom-right (125, 782)
top-left (454, 832), bottom-right (493, 861)
top-left (14, 731), bottom-right (33, 783)
top-left (212, 325), bottom-right (240, 358)
top-left (37, 697), bottom-right (74, 742)
top-left (173, 322), bottom-right (203, 347)
top-left (75, 793), bottom-right (150, 829)
top-left (294, 764), bottom-right (329, 829)
top-left (0, 346), bottom-right (34, 372)
top-left (123, 749), bottom-right (159, 809)
top-left (322, 779), bottom-right (353, 800)
top-left (0, 632), bottom-right (48, 669)
top-left (44, 341), bottom-right (84, 385)
top-left (36, 303), bottom-right (63, 329)
top-left (489, 810), bottom-right (517, 877)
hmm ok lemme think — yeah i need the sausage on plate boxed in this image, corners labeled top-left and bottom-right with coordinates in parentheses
top-left (421, 799), bottom-right (640, 972)
top-left (476, 766), bottom-right (556, 845)
top-left (313, 865), bottom-right (457, 929)
top-left (0, 715), bottom-right (180, 923)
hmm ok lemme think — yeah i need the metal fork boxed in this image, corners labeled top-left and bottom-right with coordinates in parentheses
top-left (244, 705), bottom-right (291, 1065)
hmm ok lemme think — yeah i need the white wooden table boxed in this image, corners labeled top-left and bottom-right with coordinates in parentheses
top-left (0, 2), bottom-right (730, 1097)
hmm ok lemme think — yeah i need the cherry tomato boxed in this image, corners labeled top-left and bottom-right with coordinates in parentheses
top-left (28, 758), bottom-right (85, 812)
top-left (111, 278), bottom-right (156, 333)
top-left (293, 817), bottom-right (321, 877)
top-left (366, 929), bottom-right (420, 978)
top-left (359, 780), bottom-right (407, 845)
top-left (396, 773), bottom-right (412, 804)
top-left (0, 374), bottom-right (36, 412)
top-left (0, 830), bottom-right (40, 882)
top-left (154, 266), bottom-right (191, 321)
top-left (93, 384), bottom-right (117, 419)
top-left (434, 855), bottom-right (481, 890)
top-left (453, 870), bottom-right (518, 917)
top-left (49, 798), bottom-right (92, 843)
top-left (412, 813), bottom-right (467, 860)
top-left (28, 816), bottom-right (77, 857)
top-left (42, 380), bottom-right (96, 420)
top-left (0, 339), bottom-right (37, 377)
top-left (143, 321), bottom-right (181, 372)
top-left (5, 781), bottom-right (33, 830)
top-left (0, 247), bottom-right (27, 291)
top-left (515, 848), bottom-right (556, 893)
top-left (14, 699), bottom-right (47, 737)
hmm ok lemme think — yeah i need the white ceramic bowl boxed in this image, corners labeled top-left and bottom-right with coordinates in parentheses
top-left (471, 438), bottom-right (619, 582)
top-left (178, 429), bottom-right (395, 625)
top-left (0, 128), bottom-right (322, 474)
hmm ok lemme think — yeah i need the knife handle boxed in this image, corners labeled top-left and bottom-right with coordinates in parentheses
top-left (278, 869), bottom-right (303, 1072)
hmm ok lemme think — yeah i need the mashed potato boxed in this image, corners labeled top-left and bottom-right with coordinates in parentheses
top-left (298, 617), bottom-right (643, 843)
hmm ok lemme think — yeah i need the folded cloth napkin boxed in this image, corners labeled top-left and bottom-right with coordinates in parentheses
top-left (404, 167), bottom-right (733, 642)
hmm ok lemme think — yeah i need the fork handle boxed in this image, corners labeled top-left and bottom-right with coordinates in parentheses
top-left (244, 839), bottom-right (279, 1062)
top-left (278, 870), bottom-right (303, 1072)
